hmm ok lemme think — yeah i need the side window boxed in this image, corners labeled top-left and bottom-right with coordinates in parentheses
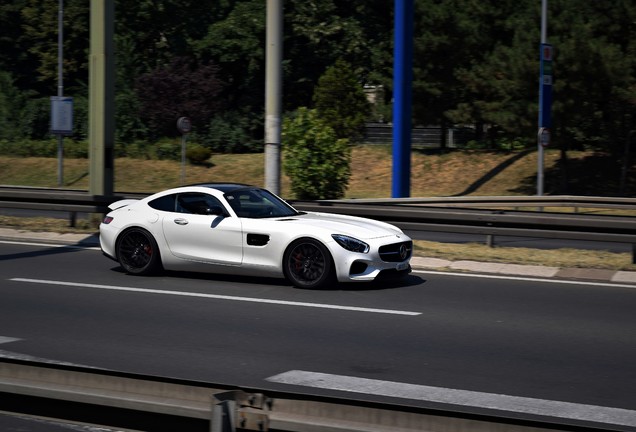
top-left (148, 194), bottom-right (177, 212)
top-left (176, 193), bottom-right (225, 215)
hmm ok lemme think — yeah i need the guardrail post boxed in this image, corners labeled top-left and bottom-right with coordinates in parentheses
top-left (487, 234), bottom-right (495, 247)
top-left (632, 244), bottom-right (636, 264)
top-left (212, 391), bottom-right (270, 432)
top-left (211, 397), bottom-right (236, 432)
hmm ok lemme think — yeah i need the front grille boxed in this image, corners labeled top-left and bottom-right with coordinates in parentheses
top-left (379, 240), bottom-right (412, 262)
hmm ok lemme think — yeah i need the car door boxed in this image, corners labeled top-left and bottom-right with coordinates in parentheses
top-left (161, 192), bottom-right (243, 265)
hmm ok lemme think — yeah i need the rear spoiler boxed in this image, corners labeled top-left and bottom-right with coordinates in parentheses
top-left (107, 199), bottom-right (138, 211)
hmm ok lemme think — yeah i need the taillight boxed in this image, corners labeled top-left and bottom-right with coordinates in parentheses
top-left (102, 216), bottom-right (114, 224)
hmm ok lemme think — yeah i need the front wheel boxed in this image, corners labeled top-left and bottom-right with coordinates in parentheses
top-left (116, 228), bottom-right (162, 275)
top-left (284, 238), bottom-right (335, 289)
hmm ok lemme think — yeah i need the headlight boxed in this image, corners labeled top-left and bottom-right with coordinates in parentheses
top-left (331, 234), bottom-right (369, 253)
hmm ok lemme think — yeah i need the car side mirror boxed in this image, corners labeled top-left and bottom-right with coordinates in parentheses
top-left (206, 205), bottom-right (227, 216)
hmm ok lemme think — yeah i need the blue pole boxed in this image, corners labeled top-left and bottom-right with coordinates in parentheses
top-left (392, 0), bottom-right (414, 198)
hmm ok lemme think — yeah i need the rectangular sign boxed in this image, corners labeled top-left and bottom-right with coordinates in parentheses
top-left (50, 96), bottom-right (74, 135)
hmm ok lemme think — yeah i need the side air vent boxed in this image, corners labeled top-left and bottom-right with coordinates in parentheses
top-left (247, 233), bottom-right (270, 246)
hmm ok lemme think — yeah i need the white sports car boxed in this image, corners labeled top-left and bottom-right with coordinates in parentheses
top-left (100, 184), bottom-right (412, 289)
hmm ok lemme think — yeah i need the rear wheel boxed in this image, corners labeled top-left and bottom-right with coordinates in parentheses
top-left (116, 228), bottom-right (161, 275)
top-left (284, 238), bottom-right (334, 289)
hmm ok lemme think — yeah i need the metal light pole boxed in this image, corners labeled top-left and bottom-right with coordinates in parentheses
top-left (57, 0), bottom-right (64, 186)
top-left (537, 0), bottom-right (551, 196)
top-left (264, 0), bottom-right (283, 195)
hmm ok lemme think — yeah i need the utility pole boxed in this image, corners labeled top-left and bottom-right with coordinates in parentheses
top-left (537, 0), bottom-right (552, 196)
top-left (89, 0), bottom-right (115, 197)
top-left (264, 0), bottom-right (283, 195)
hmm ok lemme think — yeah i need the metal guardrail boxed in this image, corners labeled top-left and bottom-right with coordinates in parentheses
top-left (335, 194), bottom-right (636, 210)
top-left (290, 199), bottom-right (636, 250)
top-left (0, 358), bottom-right (630, 432)
top-left (2, 186), bottom-right (636, 257)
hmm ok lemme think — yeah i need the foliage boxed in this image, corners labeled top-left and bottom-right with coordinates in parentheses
top-left (1, 0), bottom-right (636, 191)
top-left (202, 111), bottom-right (262, 154)
top-left (312, 59), bottom-right (370, 141)
top-left (0, 71), bottom-right (24, 140)
top-left (154, 139), bottom-right (182, 161)
top-left (20, 0), bottom-right (89, 94)
top-left (19, 97), bottom-right (51, 140)
top-left (115, 89), bottom-right (148, 144)
top-left (282, 108), bottom-right (351, 199)
top-left (135, 57), bottom-right (225, 140)
top-left (0, 138), bottom-right (87, 158)
top-left (186, 144), bottom-right (212, 165)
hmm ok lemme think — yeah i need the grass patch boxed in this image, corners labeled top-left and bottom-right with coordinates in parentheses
top-left (414, 240), bottom-right (636, 271)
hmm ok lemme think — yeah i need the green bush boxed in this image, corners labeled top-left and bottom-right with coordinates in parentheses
top-left (186, 144), bottom-right (212, 165)
top-left (115, 140), bottom-right (153, 159)
top-left (283, 107), bottom-right (351, 199)
top-left (0, 138), bottom-right (55, 157)
top-left (202, 111), bottom-right (261, 153)
top-left (155, 139), bottom-right (182, 160)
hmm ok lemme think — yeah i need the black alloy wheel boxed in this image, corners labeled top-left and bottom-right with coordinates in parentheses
top-left (284, 238), bottom-right (334, 289)
top-left (116, 228), bottom-right (161, 275)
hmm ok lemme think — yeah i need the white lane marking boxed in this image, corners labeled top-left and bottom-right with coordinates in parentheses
top-left (0, 336), bottom-right (94, 367)
top-left (0, 240), bottom-right (100, 251)
top-left (0, 349), bottom-right (96, 368)
top-left (266, 370), bottom-right (636, 428)
top-left (8, 278), bottom-right (421, 316)
top-left (414, 269), bottom-right (636, 289)
top-left (0, 413), bottom-right (123, 432)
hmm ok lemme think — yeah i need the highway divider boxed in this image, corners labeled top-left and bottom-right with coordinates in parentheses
top-left (0, 358), bottom-right (629, 432)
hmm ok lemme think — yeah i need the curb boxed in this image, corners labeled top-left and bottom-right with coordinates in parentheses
top-left (410, 256), bottom-right (636, 284)
top-left (2, 228), bottom-right (636, 285)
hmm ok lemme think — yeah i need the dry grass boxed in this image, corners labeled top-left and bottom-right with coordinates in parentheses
top-left (413, 240), bottom-right (636, 271)
top-left (0, 146), bottom-right (569, 196)
top-left (1, 147), bottom-right (635, 271)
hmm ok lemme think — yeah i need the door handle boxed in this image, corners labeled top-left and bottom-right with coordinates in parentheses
top-left (173, 218), bottom-right (189, 225)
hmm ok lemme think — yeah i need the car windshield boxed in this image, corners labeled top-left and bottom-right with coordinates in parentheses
top-left (224, 188), bottom-right (300, 218)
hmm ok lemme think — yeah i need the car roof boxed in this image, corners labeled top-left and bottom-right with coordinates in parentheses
top-left (185, 183), bottom-right (257, 193)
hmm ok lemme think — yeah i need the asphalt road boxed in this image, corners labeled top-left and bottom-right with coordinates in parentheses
top-left (1, 240), bottom-right (636, 430)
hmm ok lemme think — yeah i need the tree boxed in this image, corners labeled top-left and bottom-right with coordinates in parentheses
top-left (21, 0), bottom-right (89, 94)
top-left (283, 107), bottom-right (351, 199)
top-left (313, 59), bottom-right (370, 141)
top-left (135, 57), bottom-right (224, 140)
top-left (0, 71), bottom-right (25, 140)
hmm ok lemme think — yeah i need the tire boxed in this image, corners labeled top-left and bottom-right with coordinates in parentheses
top-left (284, 238), bottom-right (335, 289)
top-left (116, 228), bottom-right (162, 275)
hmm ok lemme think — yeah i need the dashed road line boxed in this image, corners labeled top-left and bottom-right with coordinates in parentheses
top-left (8, 278), bottom-right (421, 316)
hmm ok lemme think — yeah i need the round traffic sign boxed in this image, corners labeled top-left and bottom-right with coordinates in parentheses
top-left (177, 117), bottom-right (192, 134)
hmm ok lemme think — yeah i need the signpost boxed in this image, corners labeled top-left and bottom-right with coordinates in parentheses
top-left (177, 117), bottom-right (192, 185)
top-left (52, 0), bottom-right (72, 186)
top-left (537, 0), bottom-right (552, 197)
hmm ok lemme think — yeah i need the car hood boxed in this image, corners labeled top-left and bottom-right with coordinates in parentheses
top-left (278, 211), bottom-right (402, 240)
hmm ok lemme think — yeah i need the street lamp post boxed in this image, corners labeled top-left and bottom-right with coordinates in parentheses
top-left (57, 0), bottom-right (64, 186)
top-left (537, 0), bottom-right (552, 196)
